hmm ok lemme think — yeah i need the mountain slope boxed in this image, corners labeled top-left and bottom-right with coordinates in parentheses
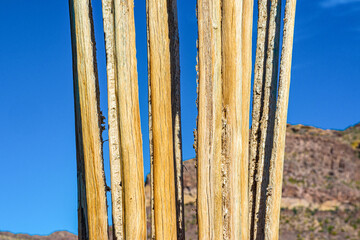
top-left (1, 123), bottom-right (359, 240)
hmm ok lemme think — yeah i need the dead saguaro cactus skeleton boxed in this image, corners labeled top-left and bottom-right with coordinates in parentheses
top-left (69, 0), bottom-right (109, 239)
top-left (69, 0), bottom-right (296, 239)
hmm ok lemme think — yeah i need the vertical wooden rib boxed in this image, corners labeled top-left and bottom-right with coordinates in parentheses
top-left (249, 1), bottom-right (269, 234)
top-left (197, 0), bottom-right (223, 239)
top-left (69, 2), bottom-right (89, 238)
top-left (167, 0), bottom-right (185, 237)
top-left (69, 0), bottom-right (109, 239)
top-left (221, 0), bottom-right (244, 239)
top-left (250, 0), bottom-right (282, 238)
top-left (265, 1), bottom-right (297, 239)
top-left (113, 0), bottom-right (146, 239)
top-left (146, 0), bottom-right (178, 239)
top-left (241, 0), bottom-right (254, 239)
top-left (146, 0), bottom-right (156, 238)
top-left (101, 0), bottom-right (124, 239)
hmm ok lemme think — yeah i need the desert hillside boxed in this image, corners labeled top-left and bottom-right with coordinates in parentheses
top-left (1, 123), bottom-right (359, 240)
top-left (144, 123), bottom-right (360, 240)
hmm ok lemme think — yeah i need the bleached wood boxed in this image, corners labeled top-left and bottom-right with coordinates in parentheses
top-left (113, 0), bottom-right (147, 239)
top-left (101, 1), bottom-right (124, 239)
top-left (69, 0), bottom-right (109, 239)
top-left (264, 1), bottom-right (297, 239)
top-left (241, 0), bottom-right (254, 239)
top-left (146, 0), bottom-right (178, 239)
top-left (197, 0), bottom-right (223, 239)
top-left (221, 0), bottom-right (245, 239)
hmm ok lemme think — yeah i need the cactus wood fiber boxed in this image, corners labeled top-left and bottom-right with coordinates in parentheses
top-left (249, 0), bottom-right (296, 239)
top-left (101, 0), bottom-right (124, 239)
top-left (102, 0), bottom-right (147, 239)
top-left (69, 0), bottom-right (109, 239)
top-left (197, 0), bottom-right (253, 239)
top-left (146, 0), bottom-right (183, 239)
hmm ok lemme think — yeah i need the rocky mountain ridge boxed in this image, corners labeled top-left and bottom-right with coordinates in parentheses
top-left (1, 123), bottom-right (359, 240)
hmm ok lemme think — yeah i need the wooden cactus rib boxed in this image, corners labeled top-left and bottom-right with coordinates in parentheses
top-left (168, 0), bottom-right (185, 237)
top-left (69, 0), bottom-right (109, 239)
top-left (146, 1), bottom-right (155, 238)
top-left (249, 0), bottom-right (282, 238)
top-left (249, 1), bottom-right (269, 233)
top-left (197, 0), bottom-right (223, 239)
top-left (146, 0), bottom-right (179, 239)
top-left (197, 0), bottom-right (254, 238)
top-left (241, 0), bottom-right (254, 238)
top-left (221, 0), bottom-right (248, 238)
top-left (101, 0), bottom-right (124, 239)
top-left (265, 1), bottom-right (297, 239)
top-left (112, 0), bottom-right (147, 239)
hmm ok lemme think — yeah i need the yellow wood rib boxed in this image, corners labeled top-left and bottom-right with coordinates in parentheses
top-left (146, 0), bottom-right (179, 238)
top-left (113, 0), bottom-right (147, 239)
top-left (197, 0), bottom-right (223, 239)
top-left (69, 0), bottom-right (109, 239)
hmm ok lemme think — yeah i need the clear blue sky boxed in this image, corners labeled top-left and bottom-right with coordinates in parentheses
top-left (0, 0), bottom-right (359, 236)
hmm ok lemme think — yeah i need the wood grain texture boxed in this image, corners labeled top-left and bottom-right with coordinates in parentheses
top-left (101, 1), bottom-right (124, 239)
top-left (264, 1), bottom-right (297, 239)
top-left (113, 0), bottom-right (147, 239)
top-left (249, 2), bottom-right (269, 234)
top-left (221, 0), bottom-right (245, 239)
top-left (249, 0), bottom-right (282, 238)
top-left (167, 0), bottom-right (185, 238)
top-left (69, 0), bottom-right (109, 239)
top-left (241, 0), bottom-right (254, 239)
top-left (146, 1), bottom-right (155, 238)
top-left (146, 0), bottom-right (178, 239)
top-left (197, 0), bottom-right (223, 239)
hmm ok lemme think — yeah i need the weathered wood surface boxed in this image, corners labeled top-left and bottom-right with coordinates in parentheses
top-left (111, 0), bottom-right (148, 239)
top-left (249, 0), bottom-right (282, 238)
top-left (197, 0), bottom-right (223, 239)
top-left (197, 0), bottom-right (253, 239)
top-left (101, 0), bottom-right (124, 239)
top-left (69, 0), bottom-right (109, 239)
top-left (249, 0), bottom-right (296, 239)
top-left (249, 2), bottom-right (269, 233)
top-left (241, 0), bottom-right (254, 238)
top-left (221, 0), bottom-right (248, 239)
top-left (264, 1), bottom-right (297, 239)
top-left (167, 0), bottom-right (185, 237)
top-left (146, 0), bottom-right (181, 239)
top-left (146, 1), bottom-right (155, 238)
